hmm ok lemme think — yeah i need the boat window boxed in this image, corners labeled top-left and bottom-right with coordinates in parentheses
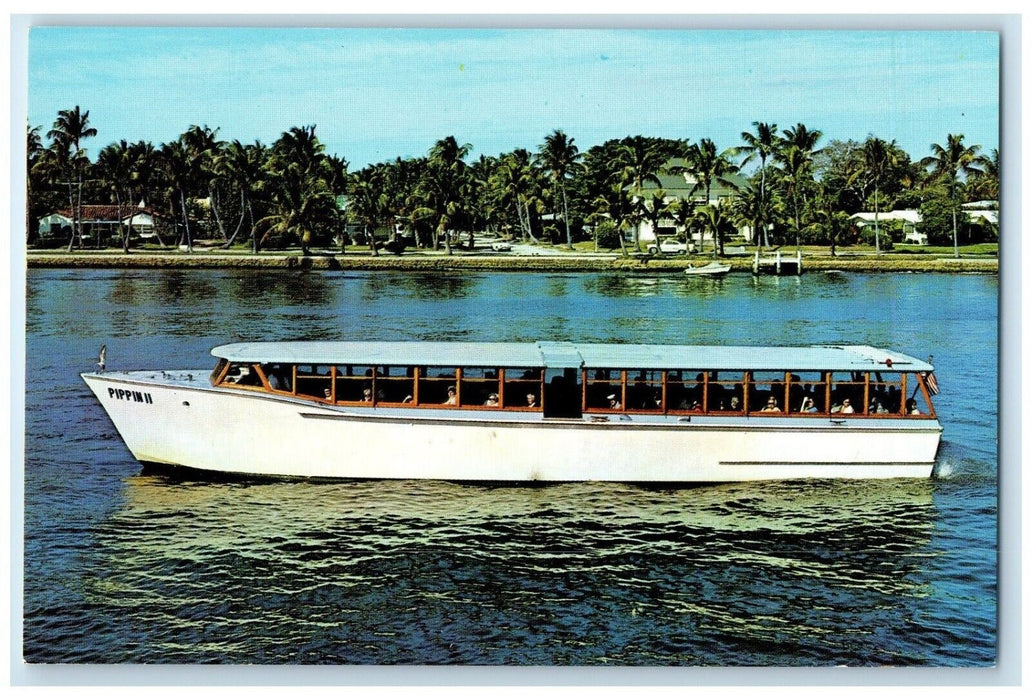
top-left (665, 370), bottom-right (708, 412)
top-left (421, 366), bottom-right (459, 405)
top-left (222, 362), bottom-right (262, 387)
top-left (585, 368), bottom-right (621, 410)
top-left (335, 365), bottom-right (374, 403)
top-left (747, 371), bottom-right (788, 413)
top-left (460, 367), bottom-right (502, 407)
top-left (376, 366), bottom-right (415, 404)
top-left (868, 372), bottom-right (903, 415)
top-left (626, 370), bottom-right (663, 411)
top-left (828, 372), bottom-right (865, 414)
top-left (785, 371), bottom-right (826, 414)
top-left (296, 365), bottom-right (335, 401)
top-left (210, 358), bottom-right (229, 386)
top-left (503, 368), bottom-right (543, 410)
top-left (260, 363), bottom-right (293, 393)
top-left (704, 371), bottom-right (745, 413)
top-left (904, 372), bottom-right (936, 416)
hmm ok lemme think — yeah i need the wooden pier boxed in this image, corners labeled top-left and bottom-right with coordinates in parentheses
top-left (753, 248), bottom-right (803, 275)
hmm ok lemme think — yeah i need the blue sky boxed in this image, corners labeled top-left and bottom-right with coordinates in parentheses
top-left (27, 26), bottom-right (1000, 169)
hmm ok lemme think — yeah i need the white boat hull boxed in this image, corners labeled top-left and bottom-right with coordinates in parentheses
top-left (83, 372), bottom-right (942, 482)
top-left (685, 263), bottom-right (731, 276)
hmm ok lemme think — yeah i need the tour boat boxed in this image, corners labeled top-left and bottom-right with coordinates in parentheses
top-left (81, 340), bottom-right (943, 482)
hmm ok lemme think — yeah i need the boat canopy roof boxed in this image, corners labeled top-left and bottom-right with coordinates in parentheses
top-left (212, 341), bottom-right (935, 373)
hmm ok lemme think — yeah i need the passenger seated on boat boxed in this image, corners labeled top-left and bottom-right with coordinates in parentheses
top-left (525, 393), bottom-right (538, 408)
top-left (869, 398), bottom-right (889, 414)
top-left (760, 396), bottom-right (781, 412)
top-left (906, 398), bottom-right (922, 415)
top-left (800, 397), bottom-right (819, 413)
top-left (607, 393), bottom-right (621, 410)
top-left (362, 387), bottom-right (373, 402)
top-left (839, 398), bottom-right (855, 414)
top-left (485, 393), bottom-right (499, 407)
top-left (444, 386), bottom-right (458, 405)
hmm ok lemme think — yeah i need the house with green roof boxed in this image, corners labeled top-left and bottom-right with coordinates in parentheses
top-left (636, 159), bottom-right (750, 246)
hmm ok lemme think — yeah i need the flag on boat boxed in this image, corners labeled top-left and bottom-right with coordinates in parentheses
top-left (922, 371), bottom-right (940, 395)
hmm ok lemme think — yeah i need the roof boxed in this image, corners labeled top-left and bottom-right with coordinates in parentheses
top-left (212, 341), bottom-right (934, 372)
top-left (52, 205), bottom-right (162, 222)
top-left (851, 210), bottom-right (922, 224)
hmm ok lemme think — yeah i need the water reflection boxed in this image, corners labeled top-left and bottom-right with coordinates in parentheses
top-left (383, 272), bottom-right (478, 300)
top-left (73, 476), bottom-right (940, 663)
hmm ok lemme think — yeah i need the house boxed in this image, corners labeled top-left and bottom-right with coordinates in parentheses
top-left (850, 209), bottom-right (925, 244)
top-left (961, 200), bottom-right (999, 227)
top-left (38, 204), bottom-right (162, 242)
top-left (636, 160), bottom-right (750, 245)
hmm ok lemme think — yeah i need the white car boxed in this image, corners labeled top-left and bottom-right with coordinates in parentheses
top-left (648, 239), bottom-right (694, 255)
top-left (491, 241), bottom-right (513, 252)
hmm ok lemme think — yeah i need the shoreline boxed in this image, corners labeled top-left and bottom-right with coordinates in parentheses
top-left (25, 250), bottom-right (999, 274)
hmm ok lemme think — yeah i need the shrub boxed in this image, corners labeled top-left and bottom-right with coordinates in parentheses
top-left (593, 220), bottom-right (623, 249)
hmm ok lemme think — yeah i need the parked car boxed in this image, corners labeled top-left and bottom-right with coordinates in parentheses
top-left (647, 238), bottom-right (695, 255)
top-left (491, 241), bottom-right (513, 252)
top-left (904, 232), bottom-right (929, 245)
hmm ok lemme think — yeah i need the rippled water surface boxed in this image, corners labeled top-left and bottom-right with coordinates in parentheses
top-left (23, 269), bottom-right (998, 665)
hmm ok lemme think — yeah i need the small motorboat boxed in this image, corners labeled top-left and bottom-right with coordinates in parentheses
top-left (684, 262), bottom-right (731, 277)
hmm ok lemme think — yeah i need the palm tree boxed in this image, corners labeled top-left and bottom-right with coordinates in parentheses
top-left (667, 198), bottom-right (697, 252)
top-left (126, 141), bottom-right (165, 247)
top-left (969, 147), bottom-right (999, 202)
top-left (47, 106), bottom-right (98, 251)
top-left (182, 125), bottom-right (232, 242)
top-left (488, 149), bottom-right (540, 243)
top-left (216, 139), bottom-right (268, 252)
top-left (736, 121), bottom-right (778, 248)
top-left (693, 202), bottom-right (736, 258)
top-left (730, 181), bottom-right (777, 250)
top-left (641, 189), bottom-right (669, 252)
top-left (781, 123), bottom-right (823, 156)
top-left (259, 126), bottom-right (337, 254)
top-left (851, 137), bottom-right (898, 254)
top-left (590, 182), bottom-right (634, 256)
top-left (777, 124), bottom-right (822, 254)
top-left (325, 153), bottom-right (350, 253)
top-left (775, 144), bottom-right (813, 255)
top-left (414, 136), bottom-right (471, 255)
top-left (807, 187), bottom-right (851, 257)
top-left (675, 138), bottom-right (738, 256)
top-left (158, 140), bottom-right (197, 251)
top-left (920, 134), bottom-right (983, 257)
top-left (609, 136), bottom-right (666, 252)
top-left (26, 125), bottom-right (45, 243)
top-left (347, 173), bottom-right (384, 257)
top-left (536, 129), bottom-right (581, 249)
top-left (96, 140), bottom-right (134, 252)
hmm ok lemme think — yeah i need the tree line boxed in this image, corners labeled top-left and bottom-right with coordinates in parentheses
top-left (27, 105), bottom-right (1000, 258)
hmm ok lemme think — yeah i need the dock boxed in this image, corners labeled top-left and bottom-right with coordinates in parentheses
top-left (753, 248), bottom-right (803, 275)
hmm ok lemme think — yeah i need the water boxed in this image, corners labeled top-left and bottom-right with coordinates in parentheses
top-left (22, 268), bottom-right (998, 666)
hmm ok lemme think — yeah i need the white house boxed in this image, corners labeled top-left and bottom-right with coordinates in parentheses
top-left (38, 204), bottom-right (161, 241)
top-left (961, 200), bottom-right (999, 227)
top-left (637, 162), bottom-right (750, 245)
top-left (850, 209), bottom-right (926, 245)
